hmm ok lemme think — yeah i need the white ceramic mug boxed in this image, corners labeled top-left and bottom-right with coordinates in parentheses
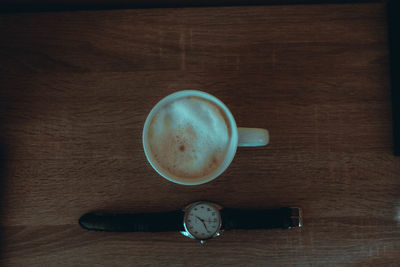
top-left (142, 90), bottom-right (269, 185)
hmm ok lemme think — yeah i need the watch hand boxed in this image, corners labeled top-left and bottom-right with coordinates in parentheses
top-left (195, 216), bottom-right (204, 221)
top-left (196, 216), bottom-right (210, 232)
top-left (202, 221), bottom-right (209, 232)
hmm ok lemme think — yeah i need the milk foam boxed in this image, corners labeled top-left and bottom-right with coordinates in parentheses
top-left (148, 96), bottom-right (230, 179)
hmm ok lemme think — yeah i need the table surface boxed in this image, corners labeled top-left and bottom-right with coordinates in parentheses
top-left (1, 2), bottom-right (400, 266)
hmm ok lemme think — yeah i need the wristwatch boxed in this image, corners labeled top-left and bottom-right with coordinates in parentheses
top-left (79, 201), bottom-right (302, 244)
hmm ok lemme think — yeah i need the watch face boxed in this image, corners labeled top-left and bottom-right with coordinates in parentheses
top-left (184, 202), bottom-right (221, 240)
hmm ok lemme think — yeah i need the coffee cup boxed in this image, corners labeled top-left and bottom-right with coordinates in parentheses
top-left (142, 90), bottom-right (269, 185)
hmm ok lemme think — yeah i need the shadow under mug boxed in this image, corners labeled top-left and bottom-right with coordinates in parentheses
top-left (142, 90), bottom-right (269, 185)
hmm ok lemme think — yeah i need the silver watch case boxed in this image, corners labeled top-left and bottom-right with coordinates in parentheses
top-left (180, 201), bottom-right (223, 244)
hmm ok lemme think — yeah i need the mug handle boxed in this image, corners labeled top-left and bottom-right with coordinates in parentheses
top-left (238, 127), bottom-right (269, 147)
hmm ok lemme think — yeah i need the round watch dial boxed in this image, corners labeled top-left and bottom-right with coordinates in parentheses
top-left (184, 202), bottom-right (221, 240)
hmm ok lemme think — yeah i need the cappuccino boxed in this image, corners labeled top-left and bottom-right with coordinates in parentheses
top-left (146, 96), bottom-right (231, 180)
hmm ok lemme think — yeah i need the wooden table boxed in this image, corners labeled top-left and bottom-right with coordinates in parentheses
top-left (1, 2), bottom-right (400, 265)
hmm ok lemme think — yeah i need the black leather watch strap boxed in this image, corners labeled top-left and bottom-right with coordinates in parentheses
top-left (79, 210), bottom-right (185, 232)
top-left (220, 207), bottom-right (302, 230)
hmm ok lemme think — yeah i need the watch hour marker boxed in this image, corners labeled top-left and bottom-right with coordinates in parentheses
top-left (207, 208), bottom-right (211, 211)
top-left (194, 208), bottom-right (197, 211)
top-left (200, 206), bottom-right (204, 209)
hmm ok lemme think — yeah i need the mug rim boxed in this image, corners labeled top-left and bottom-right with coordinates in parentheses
top-left (142, 90), bottom-right (238, 185)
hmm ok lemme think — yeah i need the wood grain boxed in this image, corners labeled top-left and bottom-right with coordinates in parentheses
top-left (1, 2), bottom-right (399, 266)
top-left (0, 0), bottom-right (383, 13)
